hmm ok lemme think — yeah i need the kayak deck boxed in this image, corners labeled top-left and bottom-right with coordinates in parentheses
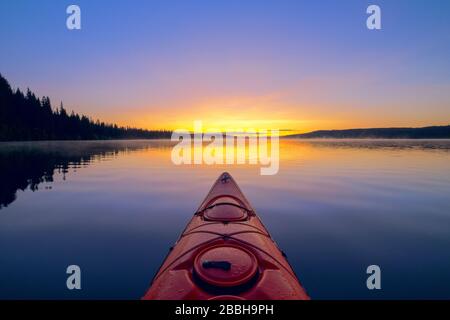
top-left (143, 172), bottom-right (309, 300)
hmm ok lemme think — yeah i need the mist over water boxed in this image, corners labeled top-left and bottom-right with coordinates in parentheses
top-left (1, 139), bottom-right (450, 299)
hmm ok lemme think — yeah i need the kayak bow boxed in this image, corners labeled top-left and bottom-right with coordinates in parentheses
top-left (143, 172), bottom-right (309, 300)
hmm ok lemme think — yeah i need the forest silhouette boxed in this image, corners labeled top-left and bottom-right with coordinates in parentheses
top-left (0, 74), bottom-right (171, 141)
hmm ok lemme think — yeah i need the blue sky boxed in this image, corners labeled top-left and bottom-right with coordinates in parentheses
top-left (1, 0), bottom-right (449, 131)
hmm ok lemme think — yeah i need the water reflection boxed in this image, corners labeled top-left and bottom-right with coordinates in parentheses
top-left (0, 139), bottom-right (450, 299)
top-left (0, 140), bottom-right (173, 209)
top-left (1, 139), bottom-right (450, 210)
top-left (283, 138), bottom-right (450, 150)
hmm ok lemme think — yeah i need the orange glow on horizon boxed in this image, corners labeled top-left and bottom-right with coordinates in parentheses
top-left (86, 93), bottom-right (450, 134)
top-left (97, 110), bottom-right (450, 136)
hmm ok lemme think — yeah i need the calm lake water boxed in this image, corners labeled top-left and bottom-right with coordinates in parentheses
top-left (1, 139), bottom-right (450, 299)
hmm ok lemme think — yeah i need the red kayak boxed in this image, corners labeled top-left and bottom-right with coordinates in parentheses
top-left (143, 172), bottom-right (309, 300)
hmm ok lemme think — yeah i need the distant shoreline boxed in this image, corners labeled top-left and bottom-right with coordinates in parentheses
top-left (285, 125), bottom-right (450, 139)
top-left (2, 135), bottom-right (450, 144)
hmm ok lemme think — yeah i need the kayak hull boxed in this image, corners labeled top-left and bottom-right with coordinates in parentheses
top-left (143, 172), bottom-right (309, 300)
